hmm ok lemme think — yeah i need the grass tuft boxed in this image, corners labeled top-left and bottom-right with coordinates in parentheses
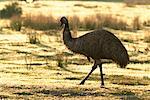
top-left (143, 20), bottom-right (150, 27)
top-left (132, 16), bottom-right (142, 30)
top-left (28, 31), bottom-right (39, 44)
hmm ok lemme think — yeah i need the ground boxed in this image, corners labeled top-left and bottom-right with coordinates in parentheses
top-left (0, 1), bottom-right (150, 99)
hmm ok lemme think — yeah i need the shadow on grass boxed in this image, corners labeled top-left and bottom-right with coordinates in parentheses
top-left (14, 92), bottom-right (33, 96)
top-left (0, 70), bottom-right (31, 75)
top-left (111, 90), bottom-right (140, 100)
top-left (107, 75), bottom-right (150, 86)
top-left (0, 95), bottom-right (9, 99)
top-left (36, 88), bottom-right (104, 97)
top-left (130, 59), bottom-right (150, 64)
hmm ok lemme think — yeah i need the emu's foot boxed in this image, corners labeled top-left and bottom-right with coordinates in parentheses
top-left (79, 81), bottom-right (85, 85)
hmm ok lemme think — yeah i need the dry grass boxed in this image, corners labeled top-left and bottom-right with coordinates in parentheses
top-left (132, 16), bottom-right (142, 30)
top-left (144, 30), bottom-right (150, 43)
top-left (23, 14), bottom-right (58, 30)
top-left (68, 14), bottom-right (128, 31)
top-left (0, 1), bottom-right (150, 99)
top-left (0, 28), bottom-right (149, 99)
top-left (124, 0), bottom-right (150, 5)
top-left (9, 13), bottom-right (143, 32)
top-left (21, 13), bottom-right (129, 31)
top-left (28, 31), bottom-right (39, 44)
top-left (23, 14), bottom-right (142, 31)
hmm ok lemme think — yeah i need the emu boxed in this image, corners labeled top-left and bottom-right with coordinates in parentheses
top-left (60, 17), bottom-right (129, 87)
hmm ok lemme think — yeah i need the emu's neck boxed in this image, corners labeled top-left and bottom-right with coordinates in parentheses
top-left (63, 23), bottom-right (73, 47)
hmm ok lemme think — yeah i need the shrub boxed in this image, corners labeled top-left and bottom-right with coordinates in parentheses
top-left (10, 16), bottom-right (22, 31)
top-left (0, 2), bottom-right (22, 19)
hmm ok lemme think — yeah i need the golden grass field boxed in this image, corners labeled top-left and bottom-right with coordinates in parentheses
top-left (0, 1), bottom-right (150, 99)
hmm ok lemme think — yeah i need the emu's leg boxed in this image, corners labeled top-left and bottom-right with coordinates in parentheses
top-left (99, 64), bottom-right (104, 87)
top-left (80, 63), bottom-right (97, 85)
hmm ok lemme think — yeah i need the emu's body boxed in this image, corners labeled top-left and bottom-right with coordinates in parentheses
top-left (60, 17), bottom-right (129, 86)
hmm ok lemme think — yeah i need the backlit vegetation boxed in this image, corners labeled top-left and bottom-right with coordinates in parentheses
top-left (69, 14), bottom-right (128, 31)
top-left (20, 14), bottom-right (129, 31)
top-left (23, 14), bottom-right (58, 30)
top-left (8, 13), bottom-right (144, 32)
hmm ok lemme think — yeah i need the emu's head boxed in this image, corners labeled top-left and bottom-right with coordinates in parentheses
top-left (60, 17), bottom-right (68, 26)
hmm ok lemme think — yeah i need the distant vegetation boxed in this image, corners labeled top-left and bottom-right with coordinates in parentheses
top-left (20, 14), bottom-right (130, 31)
top-left (9, 13), bottom-right (144, 32)
top-left (124, 0), bottom-right (150, 5)
top-left (0, 1), bottom-right (148, 32)
top-left (132, 16), bottom-right (142, 30)
top-left (28, 0), bottom-right (123, 1)
top-left (69, 14), bottom-right (129, 31)
top-left (23, 14), bottom-right (58, 30)
top-left (0, 2), bottom-right (22, 19)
